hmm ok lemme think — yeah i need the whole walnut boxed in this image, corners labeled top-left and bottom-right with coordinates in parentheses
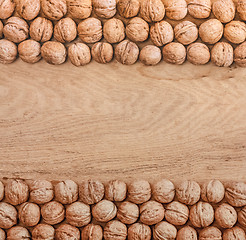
top-left (152, 179), bottom-right (175, 203)
top-left (162, 0), bottom-right (187, 20)
top-left (105, 180), bottom-right (127, 202)
top-left (165, 201), bottom-right (189, 226)
top-left (18, 40), bottom-right (41, 64)
top-left (3, 17), bottom-right (29, 43)
top-left (92, 200), bottom-right (117, 222)
top-left (163, 42), bottom-right (186, 65)
top-left (199, 19), bottom-right (223, 44)
top-left (55, 224), bottom-right (80, 240)
top-left (174, 21), bottom-right (198, 45)
top-left (187, 0), bottom-right (211, 19)
top-left (212, 0), bottom-right (235, 23)
top-left (93, 0), bottom-right (116, 18)
top-left (78, 18), bottom-right (102, 44)
top-left (41, 41), bottom-right (67, 65)
top-left (224, 21), bottom-right (246, 44)
top-left (81, 224), bottom-right (103, 240)
top-left (55, 180), bottom-right (78, 204)
top-left (104, 220), bottom-right (127, 240)
top-left (215, 203), bottom-right (237, 228)
top-left (234, 42), bottom-right (246, 67)
top-left (128, 223), bottom-right (151, 240)
top-left (5, 179), bottom-right (29, 205)
top-left (139, 45), bottom-right (162, 66)
top-left (0, 202), bottom-right (17, 229)
top-left (238, 0), bottom-right (246, 21)
top-left (91, 42), bottom-right (114, 64)
top-left (0, 39), bottom-right (17, 64)
top-left (19, 202), bottom-right (40, 227)
top-left (54, 18), bottom-right (77, 43)
top-left (30, 17), bottom-right (53, 43)
top-left (32, 224), bottom-right (55, 240)
top-left (199, 227), bottom-right (222, 240)
top-left (223, 226), bottom-right (246, 240)
top-left (150, 21), bottom-right (174, 47)
top-left (67, 0), bottom-right (92, 19)
top-left (153, 221), bottom-right (177, 240)
top-left (0, 0), bottom-right (15, 19)
top-left (0, 229), bottom-right (5, 239)
top-left (0, 20), bottom-right (2, 39)
top-left (238, 206), bottom-right (246, 227)
top-left (79, 180), bottom-right (104, 205)
top-left (126, 17), bottom-right (149, 42)
top-left (117, 0), bottom-right (140, 18)
top-left (176, 226), bottom-right (197, 240)
top-left (103, 18), bottom-right (125, 44)
top-left (128, 179), bottom-right (151, 204)
top-left (7, 226), bottom-right (30, 240)
top-left (187, 43), bottom-right (210, 65)
top-left (41, 201), bottom-right (65, 225)
top-left (225, 182), bottom-right (246, 207)
top-left (117, 201), bottom-right (139, 224)
top-left (140, 0), bottom-right (165, 23)
top-left (115, 40), bottom-right (139, 65)
top-left (211, 42), bottom-right (233, 67)
top-left (16, 0), bottom-right (40, 21)
top-left (29, 180), bottom-right (54, 204)
top-left (41, 0), bottom-right (67, 20)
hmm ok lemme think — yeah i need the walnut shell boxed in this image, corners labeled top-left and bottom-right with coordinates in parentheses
top-left (199, 226), bottom-right (222, 240)
top-left (55, 224), bottom-right (80, 240)
top-left (176, 226), bottom-right (197, 240)
top-left (117, 0), bottom-right (140, 18)
top-left (128, 223), bottom-right (151, 240)
top-left (117, 201), bottom-right (139, 225)
top-left (162, 0), bottom-right (187, 20)
top-left (19, 202), bottom-right (40, 227)
top-left (238, 206), bottom-right (246, 227)
top-left (126, 17), bottom-right (149, 42)
top-left (7, 226), bottom-right (30, 240)
top-left (163, 42), bottom-right (186, 65)
top-left (211, 42), bottom-right (233, 67)
top-left (81, 224), bottom-right (103, 240)
top-left (238, 0), bottom-right (246, 21)
top-left (78, 17), bottom-right (102, 44)
top-left (105, 180), bottom-right (127, 202)
top-left (0, 20), bottom-right (3, 39)
top-left (0, 39), bottom-right (17, 64)
top-left (104, 220), bottom-right (127, 240)
top-left (0, 229), bottom-right (5, 239)
top-left (153, 221), bottom-right (177, 240)
top-left (67, 0), bottom-right (92, 19)
top-left (212, 0), bottom-right (235, 23)
top-left (3, 17), bottom-right (29, 43)
top-left (92, 200), bottom-right (117, 222)
top-left (152, 179), bottom-right (175, 203)
top-left (55, 180), bottom-right (78, 204)
top-left (215, 203), bottom-right (237, 228)
top-left (0, 0), bottom-right (15, 19)
top-left (201, 180), bottom-right (225, 203)
top-left (0, 202), bottom-right (17, 229)
top-left (139, 45), bottom-right (162, 66)
top-left (93, 0), bottom-right (116, 18)
top-left (225, 181), bottom-right (246, 207)
top-left (187, 0), bottom-right (211, 19)
top-left (103, 18), bottom-right (125, 44)
top-left (32, 224), bottom-right (55, 240)
top-left (41, 0), bottom-right (67, 20)
top-left (223, 226), bottom-right (246, 240)
top-left (234, 42), bottom-right (246, 67)
top-left (91, 42), bottom-right (114, 64)
top-left (187, 43), bottom-right (210, 65)
top-left (17, 0), bottom-right (40, 21)
top-left (224, 21), bottom-right (246, 44)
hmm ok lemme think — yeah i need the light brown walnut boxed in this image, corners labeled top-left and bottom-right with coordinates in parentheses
top-left (162, 42), bottom-right (186, 65)
top-left (68, 43), bottom-right (91, 67)
top-left (153, 221), bottom-right (177, 240)
top-left (7, 226), bottom-right (30, 240)
top-left (67, 0), bottom-right (92, 19)
top-left (19, 202), bottom-right (40, 227)
top-left (105, 180), bottom-right (127, 202)
top-left (211, 42), bottom-right (233, 67)
top-left (128, 223), bottom-right (151, 240)
top-left (0, 202), bottom-right (17, 229)
top-left (117, 0), bottom-right (140, 18)
top-left (0, 229), bottom-right (5, 239)
top-left (199, 227), bottom-right (222, 240)
top-left (117, 201), bottom-right (139, 224)
top-left (201, 180), bottom-right (225, 203)
top-left (238, 206), bottom-right (246, 227)
top-left (215, 203), bottom-right (237, 228)
top-left (55, 224), bottom-right (80, 240)
top-left (16, 0), bottom-right (40, 21)
top-left (225, 181), bottom-right (246, 207)
top-left (41, 0), bottom-right (67, 20)
top-left (162, 0), bottom-right (187, 20)
top-left (0, 39), bottom-right (17, 64)
top-left (224, 21), bottom-right (246, 44)
top-left (187, 43), bottom-right (210, 65)
top-left (0, 0), bottom-right (15, 19)
top-left (152, 179), bottom-right (175, 203)
top-left (139, 45), bottom-right (162, 66)
top-left (234, 42), bottom-right (246, 67)
top-left (32, 224), bottom-right (55, 240)
top-left (187, 0), bottom-right (211, 19)
top-left (104, 220), bottom-right (127, 240)
top-left (93, 0), bottom-right (116, 18)
top-left (212, 0), bottom-right (235, 23)
top-left (223, 226), bottom-right (246, 240)
top-left (81, 224), bottom-right (103, 240)
top-left (238, 0), bottom-right (246, 21)
top-left (55, 180), bottom-right (78, 204)
top-left (176, 226), bottom-right (197, 240)
top-left (91, 42), bottom-right (113, 64)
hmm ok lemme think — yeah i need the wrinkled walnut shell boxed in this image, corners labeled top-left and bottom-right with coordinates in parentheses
top-left (17, 0), bottom-right (40, 21)
top-left (55, 180), bottom-right (78, 204)
top-left (139, 45), bottom-right (162, 66)
top-left (212, 0), bottom-right (235, 23)
top-left (67, 0), bottom-right (92, 19)
top-left (91, 42), bottom-right (114, 64)
top-left (187, 0), bottom-right (211, 19)
top-left (32, 224), bottom-right (55, 240)
top-left (0, 202), bottom-right (17, 229)
top-left (93, 0), bottom-right (116, 18)
top-left (211, 42), bottom-right (233, 67)
top-left (163, 42), bottom-right (186, 65)
top-left (0, 39), bottom-right (17, 64)
top-left (41, 0), bottom-right (67, 20)
top-left (81, 224), bottom-right (103, 240)
top-left (117, 201), bottom-right (139, 225)
top-left (105, 180), bottom-right (127, 202)
top-left (104, 220), bottom-right (127, 240)
top-left (187, 43), bottom-right (210, 65)
top-left (117, 0), bottom-right (140, 18)
top-left (92, 200), bottom-right (117, 222)
top-left (0, 0), bottom-right (15, 19)
top-left (140, 0), bottom-right (165, 22)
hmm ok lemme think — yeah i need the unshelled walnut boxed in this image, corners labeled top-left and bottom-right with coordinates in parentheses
top-left (128, 223), bottom-right (151, 240)
top-left (104, 220), bottom-right (127, 240)
top-left (41, 0), bottom-right (67, 20)
top-left (18, 40), bottom-right (41, 64)
top-left (32, 224), bottom-right (55, 240)
top-left (91, 42), bottom-right (113, 64)
top-left (238, 0), bottom-right (246, 21)
top-left (19, 202), bottom-right (40, 227)
top-left (79, 180), bottom-right (104, 205)
top-left (234, 42), bottom-right (246, 67)
top-left (0, 21), bottom-right (2, 39)
top-left (150, 21), bottom-right (174, 47)
top-left (55, 180), bottom-right (78, 204)
top-left (115, 40), bottom-right (139, 65)
top-left (224, 21), bottom-right (246, 44)
top-left (187, 43), bottom-right (210, 65)
top-left (5, 179), bottom-right (29, 205)
top-left (117, 0), bottom-right (140, 18)
top-left (0, 0), bottom-right (15, 19)
top-left (3, 17), bottom-right (29, 43)
top-left (54, 18), bottom-right (77, 43)
top-left (126, 17), bottom-right (149, 42)
top-left (211, 42), bottom-right (233, 67)
top-left (153, 221), bottom-right (177, 240)
top-left (176, 226), bottom-right (197, 240)
top-left (238, 206), bottom-right (246, 227)
top-left (0, 202), bottom-right (17, 229)
top-left (0, 229), bottom-right (5, 239)
top-left (223, 226), bottom-right (246, 240)
top-left (81, 224), bottom-right (103, 240)
top-left (105, 180), bottom-right (127, 202)
top-left (117, 201), bottom-right (139, 224)
top-left (55, 224), bottom-right (80, 240)
top-left (41, 41), bottom-right (67, 65)
top-left (187, 0), bottom-right (211, 18)
top-left (139, 45), bottom-right (162, 66)
top-left (92, 200), bottom-right (117, 222)
top-left (225, 181), bottom-right (246, 207)
top-left (93, 0), bottom-right (116, 18)
top-left (165, 201), bottom-right (189, 226)
top-left (199, 19), bottom-right (223, 44)
top-left (201, 180), bottom-right (225, 203)
top-left (140, 0), bottom-right (165, 22)
top-left (215, 203), bottom-right (237, 228)
top-left (16, 0), bottom-right (40, 20)
top-left (41, 201), bottom-right (65, 225)
top-left (174, 21), bottom-right (198, 45)
top-left (7, 226), bottom-right (30, 240)
top-left (152, 179), bottom-right (175, 203)
top-left (199, 227), bottom-right (222, 240)
top-left (67, 0), bottom-right (92, 19)
top-left (212, 0), bottom-right (235, 23)
top-left (103, 18), bottom-right (125, 44)
top-left (162, 0), bottom-right (187, 20)
top-left (66, 201), bottom-right (91, 227)
top-left (0, 39), bottom-right (17, 64)
top-left (128, 179), bottom-right (151, 204)
top-left (78, 18), bottom-right (102, 44)
top-left (163, 42), bottom-right (186, 65)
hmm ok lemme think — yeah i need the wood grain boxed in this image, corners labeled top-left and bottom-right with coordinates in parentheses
top-left (0, 59), bottom-right (246, 183)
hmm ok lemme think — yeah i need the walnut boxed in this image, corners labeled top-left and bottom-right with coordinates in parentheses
top-left (41, 0), bottom-right (67, 20)
top-left (153, 221), bottom-right (177, 240)
top-left (187, 0), bottom-right (211, 19)
top-left (234, 42), bottom-right (246, 67)
top-left (92, 0), bottom-right (116, 18)
top-left (67, 0), bottom-right (92, 19)
top-left (55, 224), bottom-right (80, 240)
top-left (32, 224), bottom-right (55, 240)
top-left (162, 42), bottom-right (186, 65)
top-left (0, 20), bottom-right (3, 39)
top-left (7, 226), bottom-right (30, 240)
top-left (92, 200), bottom-right (117, 222)
top-left (55, 180), bottom-right (78, 204)
top-left (215, 203), bottom-right (237, 228)
top-left (176, 226), bottom-right (197, 240)
top-left (0, 39), bottom-right (17, 64)
top-left (117, 201), bottom-right (139, 225)
top-left (105, 180), bottom-right (127, 202)
top-left (224, 21), bottom-right (246, 44)
top-left (225, 181), bottom-right (246, 207)
top-left (117, 0), bottom-right (140, 18)
top-left (187, 43), bottom-right (210, 65)
top-left (199, 227), bottom-right (222, 240)
top-left (238, 0), bottom-right (246, 21)
top-left (211, 42), bottom-right (233, 67)
top-left (104, 220), bottom-right (127, 240)
top-left (139, 45), bottom-right (162, 66)
top-left (152, 179), bottom-right (175, 203)
top-left (223, 226), bottom-right (246, 240)
top-left (238, 206), bottom-right (246, 227)
top-left (19, 202), bottom-right (40, 227)
top-left (201, 180), bottom-right (225, 203)
top-left (0, 0), bottom-right (15, 19)
top-left (128, 223), bottom-right (151, 240)
top-left (16, 0), bottom-right (40, 21)
top-left (0, 229), bottom-right (5, 239)
top-left (81, 224), bottom-right (103, 240)
top-left (212, 0), bottom-right (235, 23)
top-left (0, 202), bottom-right (17, 229)
top-left (91, 42), bottom-right (114, 64)
top-left (162, 0), bottom-right (187, 20)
